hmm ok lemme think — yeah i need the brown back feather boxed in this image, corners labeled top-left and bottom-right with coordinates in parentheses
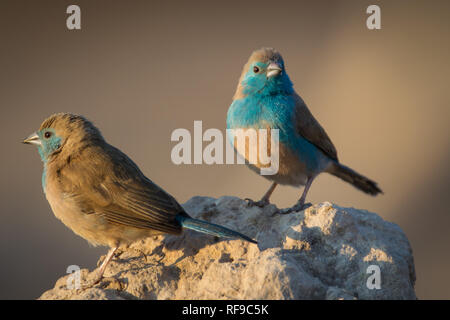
top-left (293, 94), bottom-right (338, 161)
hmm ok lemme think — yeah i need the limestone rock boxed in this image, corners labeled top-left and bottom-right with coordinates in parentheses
top-left (39, 196), bottom-right (416, 300)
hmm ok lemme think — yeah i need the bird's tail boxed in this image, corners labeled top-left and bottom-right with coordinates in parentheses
top-left (327, 162), bottom-right (383, 196)
top-left (176, 216), bottom-right (257, 244)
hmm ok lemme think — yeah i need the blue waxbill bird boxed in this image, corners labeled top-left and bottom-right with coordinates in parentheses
top-left (227, 48), bottom-right (382, 212)
top-left (23, 113), bottom-right (256, 283)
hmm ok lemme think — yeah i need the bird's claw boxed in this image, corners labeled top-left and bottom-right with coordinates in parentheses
top-left (245, 198), bottom-right (270, 208)
top-left (277, 202), bottom-right (312, 215)
top-left (79, 270), bottom-right (103, 290)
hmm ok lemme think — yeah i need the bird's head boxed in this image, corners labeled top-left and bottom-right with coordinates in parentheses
top-left (233, 47), bottom-right (293, 100)
top-left (23, 113), bottom-right (104, 163)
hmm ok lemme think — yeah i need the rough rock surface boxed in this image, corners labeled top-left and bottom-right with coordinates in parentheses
top-left (39, 196), bottom-right (416, 300)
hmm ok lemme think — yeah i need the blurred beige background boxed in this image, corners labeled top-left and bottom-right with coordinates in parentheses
top-left (0, 0), bottom-right (448, 299)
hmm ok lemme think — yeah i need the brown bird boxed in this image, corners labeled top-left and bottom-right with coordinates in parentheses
top-left (23, 113), bottom-right (256, 284)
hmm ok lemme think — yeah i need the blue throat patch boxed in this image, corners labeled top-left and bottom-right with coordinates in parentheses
top-left (37, 129), bottom-right (62, 191)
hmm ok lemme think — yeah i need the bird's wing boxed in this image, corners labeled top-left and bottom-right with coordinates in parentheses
top-left (293, 94), bottom-right (338, 161)
top-left (57, 144), bottom-right (185, 235)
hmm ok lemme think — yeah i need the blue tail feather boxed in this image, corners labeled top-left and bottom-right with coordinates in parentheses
top-left (176, 216), bottom-right (257, 244)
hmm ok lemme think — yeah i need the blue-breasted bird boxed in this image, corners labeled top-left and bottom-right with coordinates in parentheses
top-left (227, 48), bottom-right (382, 212)
top-left (23, 113), bottom-right (256, 282)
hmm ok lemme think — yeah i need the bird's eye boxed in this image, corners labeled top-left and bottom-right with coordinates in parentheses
top-left (253, 66), bottom-right (260, 73)
top-left (44, 131), bottom-right (52, 139)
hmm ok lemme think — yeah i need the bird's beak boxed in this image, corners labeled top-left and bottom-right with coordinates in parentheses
top-left (267, 62), bottom-right (282, 78)
top-left (23, 132), bottom-right (41, 146)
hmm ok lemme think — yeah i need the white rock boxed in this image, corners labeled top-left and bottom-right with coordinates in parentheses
top-left (39, 196), bottom-right (416, 300)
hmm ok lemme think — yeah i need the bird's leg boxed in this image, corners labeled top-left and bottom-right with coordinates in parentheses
top-left (296, 177), bottom-right (314, 209)
top-left (98, 247), bottom-right (117, 278)
top-left (278, 177), bottom-right (314, 214)
top-left (246, 182), bottom-right (277, 207)
top-left (83, 247), bottom-right (118, 288)
top-left (261, 182), bottom-right (278, 203)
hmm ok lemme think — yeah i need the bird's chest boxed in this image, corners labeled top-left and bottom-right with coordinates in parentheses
top-left (42, 167), bottom-right (108, 246)
top-left (227, 95), bottom-right (298, 154)
top-left (227, 95), bottom-right (298, 172)
top-left (226, 94), bottom-right (327, 181)
top-left (43, 174), bottom-right (79, 227)
top-left (227, 95), bottom-right (295, 130)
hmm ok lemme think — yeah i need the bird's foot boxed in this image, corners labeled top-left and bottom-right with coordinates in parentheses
top-left (245, 198), bottom-right (270, 208)
top-left (277, 202), bottom-right (312, 215)
top-left (80, 269), bottom-right (104, 290)
top-left (114, 248), bottom-right (124, 259)
top-left (80, 268), bottom-right (124, 291)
